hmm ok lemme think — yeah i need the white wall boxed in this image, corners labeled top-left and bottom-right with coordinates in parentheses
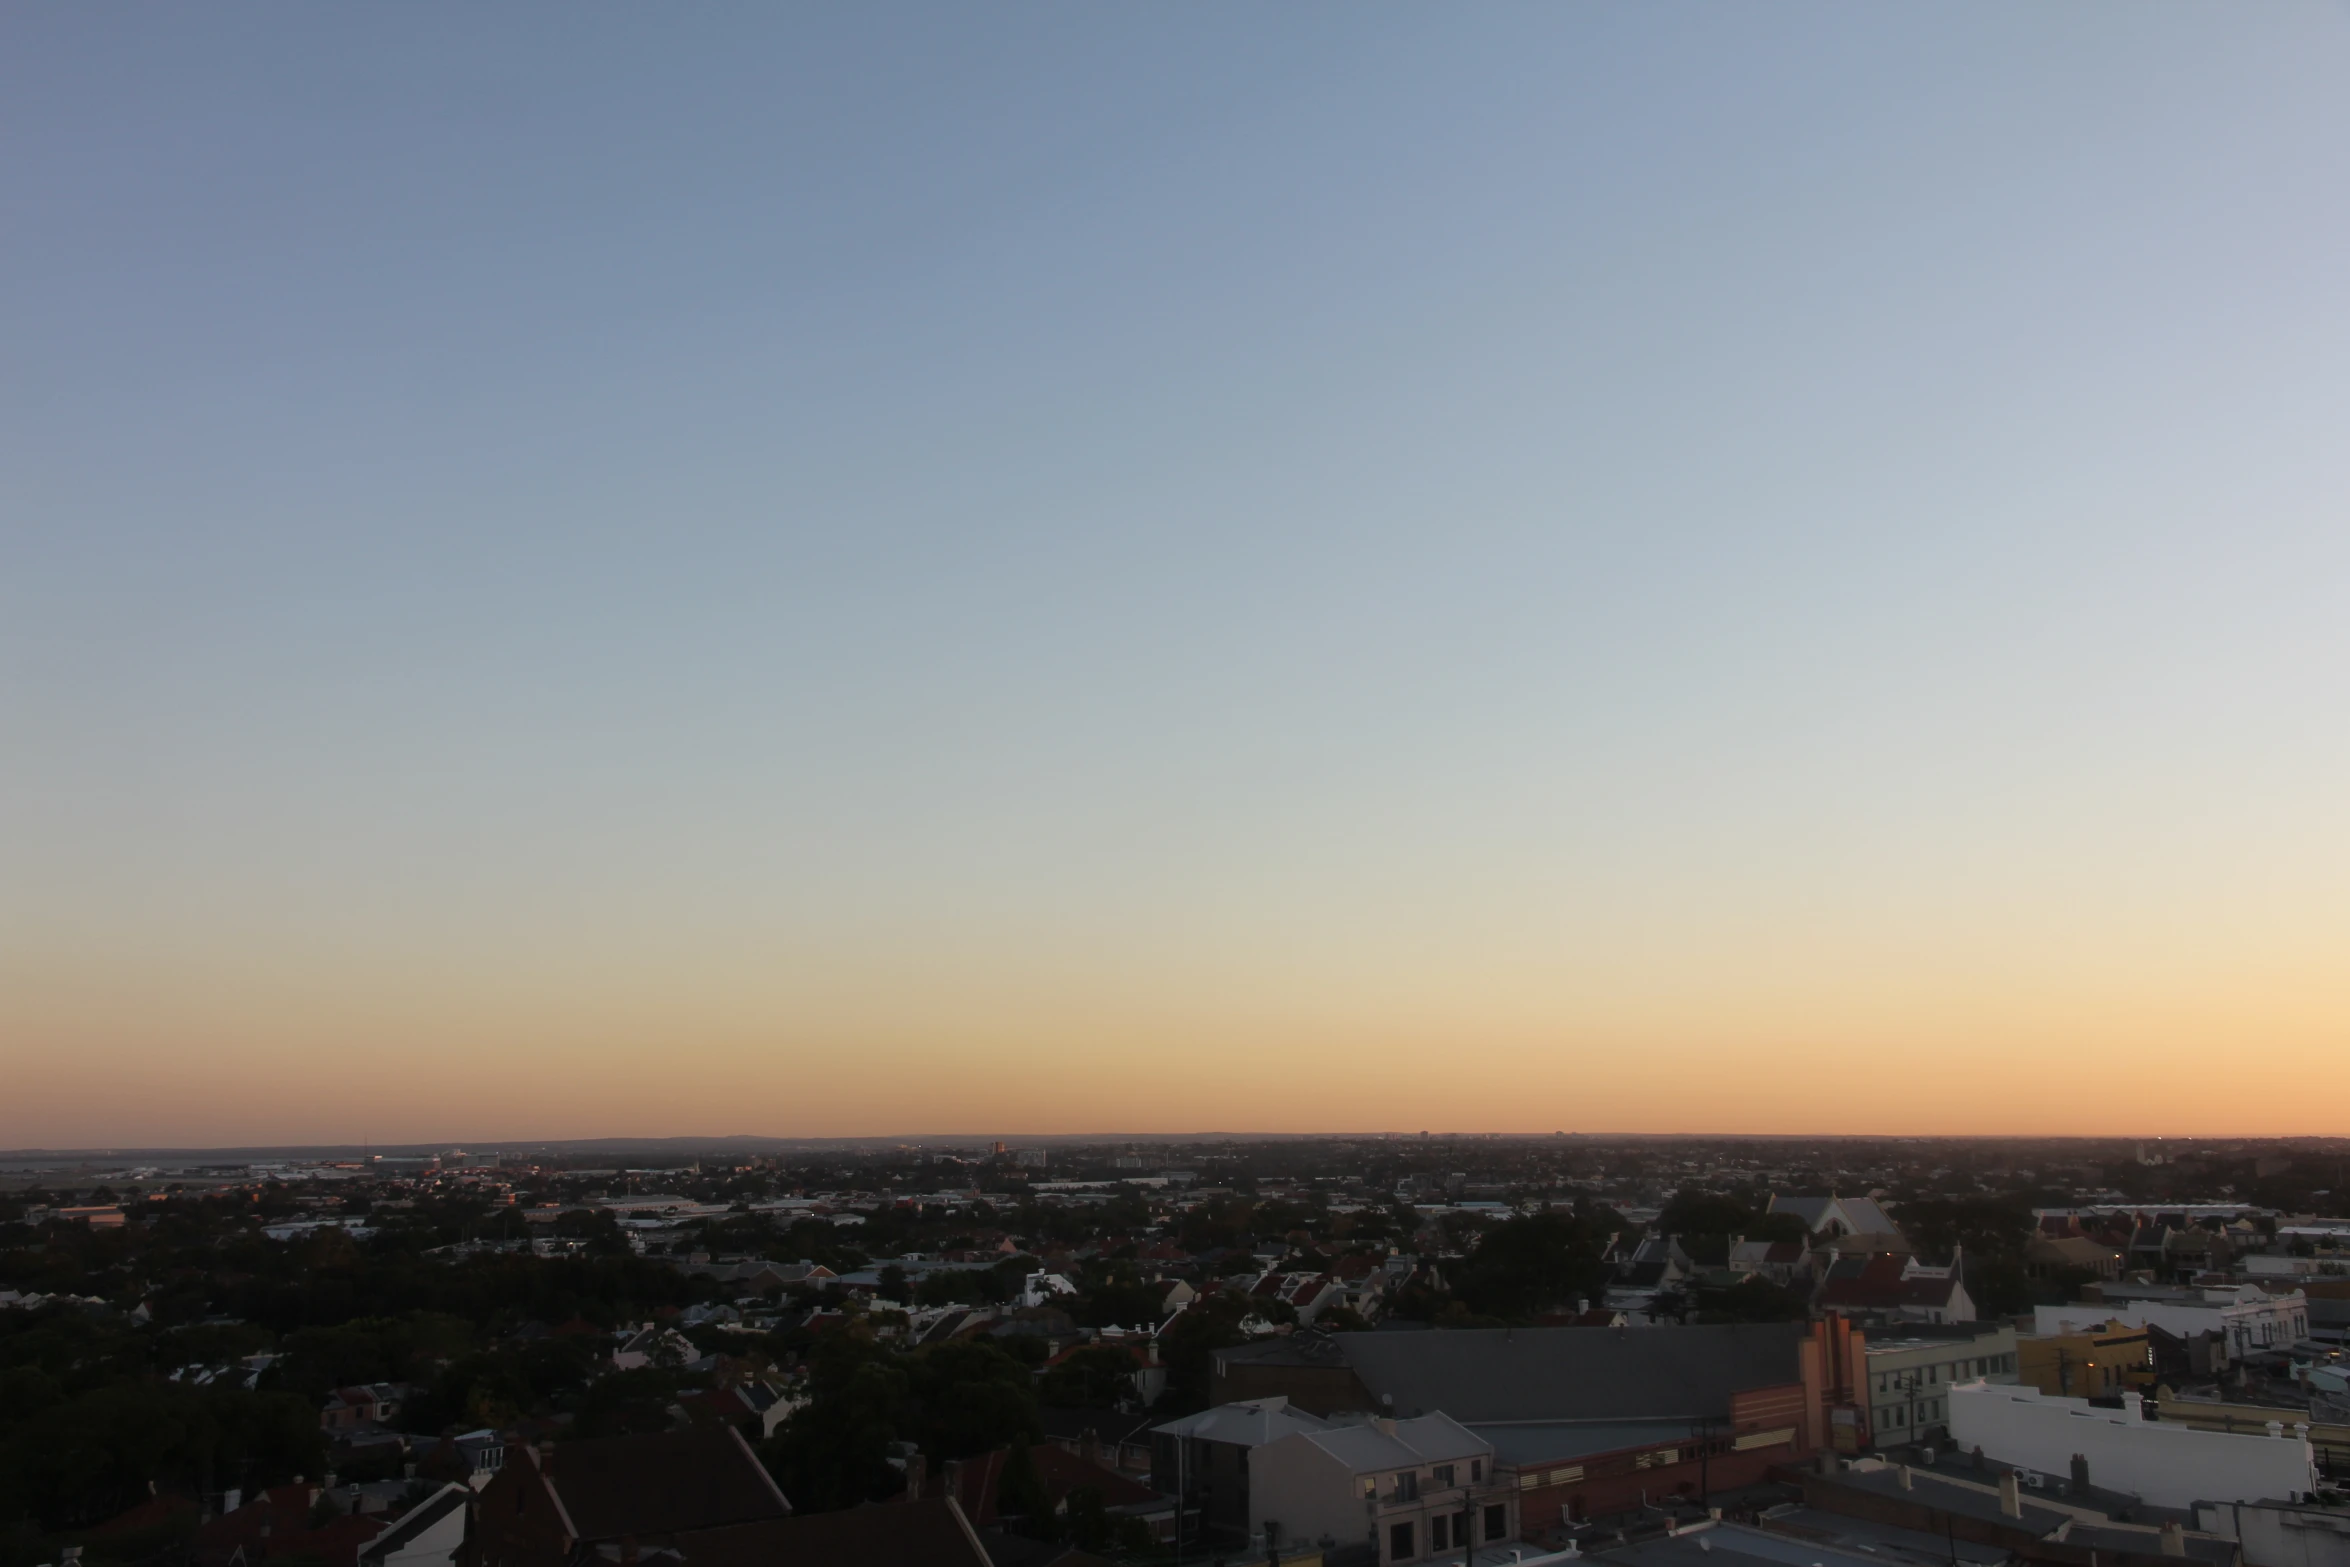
top-left (1948, 1383), bottom-right (2316, 1509)
top-left (1251, 1434), bottom-right (1375, 1557)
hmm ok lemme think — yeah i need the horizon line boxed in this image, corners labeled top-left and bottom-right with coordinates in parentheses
top-left (7, 1129), bottom-right (2347, 1161)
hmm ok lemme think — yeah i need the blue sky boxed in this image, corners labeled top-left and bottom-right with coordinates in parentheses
top-left (5, 6), bottom-right (2348, 1143)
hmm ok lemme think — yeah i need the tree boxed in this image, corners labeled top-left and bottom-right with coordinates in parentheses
top-left (1692, 1277), bottom-right (1808, 1323)
top-left (1075, 1279), bottom-right (1167, 1330)
top-left (902, 1339), bottom-right (1040, 1459)
top-left (1157, 1291), bottom-right (1254, 1411)
top-left (1450, 1213), bottom-right (1609, 1320)
top-left (1038, 1346), bottom-right (1137, 1409)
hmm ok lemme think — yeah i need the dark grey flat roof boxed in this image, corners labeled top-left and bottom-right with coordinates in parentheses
top-left (1473, 1420), bottom-right (1708, 1466)
top-left (1757, 1505), bottom-right (2011, 1567)
top-left (1333, 1324), bottom-right (1812, 1423)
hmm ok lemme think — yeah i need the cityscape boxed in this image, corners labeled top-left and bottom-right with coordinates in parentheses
top-left (3, 1135), bottom-right (2348, 1567)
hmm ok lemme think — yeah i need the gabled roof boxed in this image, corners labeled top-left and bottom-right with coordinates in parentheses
top-left (651, 1499), bottom-right (990, 1567)
top-left (1816, 1255), bottom-right (1964, 1312)
top-left (540, 1427), bottom-right (791, 1541)
top-left (1025, 1445), bottom-right (1159, 1509)
top-left (359, 1484), bottom-right (468, 1565)
top-left (1768, 1194), bottom-right (1899, 1239)
top-left (1152, 1396), bottom-right (1332, 1447)
top-left (1284, 1412), bottom-right (1489, 1474)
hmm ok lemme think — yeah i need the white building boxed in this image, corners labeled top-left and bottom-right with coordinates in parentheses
top-left (1249, 1412), bottom-right (1518, 1565)
top-left (2036, 1285), bottom-right (2309, 1360)
top-left (1946, 1382), bottom-right (2317, 1509)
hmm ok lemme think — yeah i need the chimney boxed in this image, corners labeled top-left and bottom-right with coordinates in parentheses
top-left (1897, 1465), bottom-right (1913, 1492)
top-left (2160, 1524), bottom-right (2186, 1558)
top-left (1999, 1472), bottom-right (2022, 1519)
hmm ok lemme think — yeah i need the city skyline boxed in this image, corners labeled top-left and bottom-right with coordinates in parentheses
top-left (8, 7), bottom-right (2350, 1147)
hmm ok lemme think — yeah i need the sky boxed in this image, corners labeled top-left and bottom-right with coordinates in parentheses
top-left (5, 6), bottom-right (2349, 1149)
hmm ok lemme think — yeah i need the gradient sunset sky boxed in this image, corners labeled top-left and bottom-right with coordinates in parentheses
top-left (6, 7), bottom-right (2349, 1148)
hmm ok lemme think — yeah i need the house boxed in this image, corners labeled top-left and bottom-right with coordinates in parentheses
top-left (2014, 1318), bottom-right (2151, 1399)
top-left (358, 1485), bottom-right (469, 1567)
top-left (2037, 1285), bottom-right (2309, 1362)
top-left (2024, 1234), bottom-right (2123, 1283)
top-left (1254, 1270), bottom-right (1347, 1326)
top-left (611, 1323), bottom-right (699, 1370)
top-left (903, 1444), bottom-right (1171, 1541)
top-left (1326, 1254), bottom-right (1391, 1319)
top-left (1768, 1194), bottom-right (1903, 1247)
top-left (574, 1499), bottom-right (991, 1567)
top-left (769, 1261), bottom-right (839, 1288)
top-left (1151, 1397), bottom-right (1334, 1543)
top-left (1613, 1235), bottom-right (1695, 1292)
top-left (322, 1384), bottom-right (410, 1431)
top-left (1250, 1412), bottom-right (1517, 1565)
top-left (418, 1430), bottom-right (509, 1487)
top-left (1861, 1324), bottom-right (2018, 1447)
top-left (196, 1484), bottom-right (388, 1567)
top-left (1947, 1382), bottom-right (2317, 1509)
top-left (1038, 1337), bottom-right (1167, 1408)
top-left (466, 1428), bottom-right (792, 1567)
top-left (1728, 1237), bottom-right (1812, 1289)
top-left (1020, 1272), bottom-right (1081, 1308)
top-left (1037, 1406), bottom-right (1158, 1475)
top-left (1816, 1254), bottom-right (1976, 1325)
top-left (675, 1380), bottom-right (797, 1439)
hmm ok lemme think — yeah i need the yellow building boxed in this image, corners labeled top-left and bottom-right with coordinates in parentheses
top-left (2017, 1318), bottom-right (2153, 1398)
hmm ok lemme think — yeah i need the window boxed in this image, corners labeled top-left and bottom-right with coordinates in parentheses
top-left (1363, 1477), bottom-right (1378, 1499)
top-left (1471, 1460), bottom-right (1482, 1483)
top-left (1432, 1516), bottom-right (1450, 1552)
top-left (1486, 1504), bottom-right (1509, 1541)
top-left (1433, 1464), bottom-right (1456, 1489)
top-left (1390, 1522), bottom-right (1415, 1561)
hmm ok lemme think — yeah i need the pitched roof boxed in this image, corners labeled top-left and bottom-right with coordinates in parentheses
top-left (1151, 1396), bottom-right (1332, 1447)
top-left (1035, 1406), bottom-right (1157, 1448)
top-left (1285, 1412), bottom-right (1489, 1473)
top-left (1323, 1323), bottom-right (1812, 1422)
top-left (1816, 1255), bottom-right (1965, 1312)
top-left (359, 1485), bottom-right (468, 1566)
top-left (1025, 1446), bottom-right (1159, 1509)
top-left (542, 1427), bottom-right (791, 1540)
top-left (655, 1499), bottom-right (990, 1567)
top-left (1768, 1194), bottom-right (1900, 1239)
